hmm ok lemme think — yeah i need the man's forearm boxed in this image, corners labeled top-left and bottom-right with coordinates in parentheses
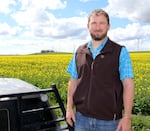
top-left (66, 78), bottom-right (78, 126)
top-left (67, 78), bottom-right (78, 109)
top-left (123, 78), bottom-right (134, 118)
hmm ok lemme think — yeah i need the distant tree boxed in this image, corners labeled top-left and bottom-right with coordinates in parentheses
top-left (41, 50), bottom-right (55, 53)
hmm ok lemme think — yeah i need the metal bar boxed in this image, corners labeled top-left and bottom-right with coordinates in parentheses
top-left (22, 105), bottom-right (60, 113)
top-left (51, 84), bottom-right (66, 117)
top-left (23, 117), bottom-right (65, 129)
top-left (0, 88), bottom-right (54, 98)
top-left (16, 96), bottom-right (23, 131)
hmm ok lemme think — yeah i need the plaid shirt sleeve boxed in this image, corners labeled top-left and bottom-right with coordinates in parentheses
top-left (67, 53), bottom-right (78, 79)
top-left (119, 47), bottom-right (134, 81)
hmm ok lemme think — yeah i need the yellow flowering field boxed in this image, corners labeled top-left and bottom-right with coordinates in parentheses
top-left (0, 52), bottom-right (150, 115)
top-left (130, 52), bottom-right (150, 93)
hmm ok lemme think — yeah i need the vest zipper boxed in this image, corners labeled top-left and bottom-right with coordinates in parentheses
top-left (87, 61), bottom-right (94, 113)
top-left (91, 61), bottom-right (94, 70)
top-left (113, 113), bottom-right (116, 121)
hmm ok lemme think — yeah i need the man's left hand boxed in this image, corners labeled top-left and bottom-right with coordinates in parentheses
top-left (116, 117), bottom-right (131, 131)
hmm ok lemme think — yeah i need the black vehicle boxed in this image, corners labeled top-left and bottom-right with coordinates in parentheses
top-left (0, 78), bottom-right (73, 131)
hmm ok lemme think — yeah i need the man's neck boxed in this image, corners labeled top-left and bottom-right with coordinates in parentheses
top-left (92, 37), bottom-right (107, 51)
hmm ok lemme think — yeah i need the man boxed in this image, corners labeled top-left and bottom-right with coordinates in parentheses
top-left (66, 9), bottom-right (134, 131)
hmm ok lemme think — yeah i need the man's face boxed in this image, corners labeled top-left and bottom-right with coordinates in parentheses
top-left (88, 14), bottom-right (110, 41)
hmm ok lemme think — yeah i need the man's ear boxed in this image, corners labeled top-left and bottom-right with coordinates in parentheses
top-left (108, 24), bottom-right (110, 30)
top-left (87, 23), bottom-right (89, 29)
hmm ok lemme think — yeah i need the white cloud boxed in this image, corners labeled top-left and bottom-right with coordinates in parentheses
top-left (0, 0), bottom-right (16, 13)
top-left (108, 23), bottom-right (150, 51)
top-left (10, 0), bottom-right (89, 40)
top-left (108, 23), bottom-right (150, 41)
top-left (12, 8), bottom-right (88, 39)
top-left (105, 0), bottom-right (150, 23)
top-left (39, 16), bottom-right (88, 39)
top-left (114, 39), bottom-right (150, 52)
top-left (0, 23), bottom-right (21, 36)
top-left (19, 0), bottom-right (67, 11)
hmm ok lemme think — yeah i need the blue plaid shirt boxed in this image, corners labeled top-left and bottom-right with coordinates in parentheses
top-left (67, 37), bottom-right (134, 82)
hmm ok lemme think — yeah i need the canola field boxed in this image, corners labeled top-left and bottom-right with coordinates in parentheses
top-left (0, 52), bottom-right (150, 115)
top-left (130, 52), bottom-right (150, 94)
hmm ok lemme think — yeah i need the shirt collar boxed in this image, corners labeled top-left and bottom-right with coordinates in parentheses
top-left (88, 37), bottom-right (108, 51)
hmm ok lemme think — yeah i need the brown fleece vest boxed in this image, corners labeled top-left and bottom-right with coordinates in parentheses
top-left (73, 39), bottom-right (123, 120)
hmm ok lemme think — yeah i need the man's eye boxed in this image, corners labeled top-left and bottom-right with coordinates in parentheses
top-left (100, 22), bottom-right (106, 25)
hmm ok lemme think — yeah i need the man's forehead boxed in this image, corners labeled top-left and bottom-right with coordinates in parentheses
top-left (90, 14), bottom-right (107, 21)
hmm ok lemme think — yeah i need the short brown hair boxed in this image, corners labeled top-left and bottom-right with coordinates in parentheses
top-left (88, 9), bottom-right (110, 24)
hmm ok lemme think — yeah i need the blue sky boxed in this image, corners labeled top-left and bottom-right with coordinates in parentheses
top-left (0, 0), bottom-right (150, 55)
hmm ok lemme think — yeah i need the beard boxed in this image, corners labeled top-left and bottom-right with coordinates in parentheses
top-left (90, 32), bottom-right (107, 41)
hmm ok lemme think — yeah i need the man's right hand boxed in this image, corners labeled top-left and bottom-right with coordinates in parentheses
top-left (66, 108), bottom-right (75, 127)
